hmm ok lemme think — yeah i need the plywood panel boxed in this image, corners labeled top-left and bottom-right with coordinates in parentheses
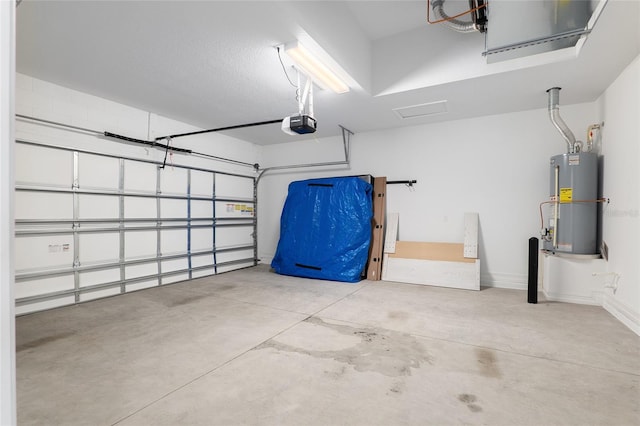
top-left (389, 241), bottom-right (476, 263)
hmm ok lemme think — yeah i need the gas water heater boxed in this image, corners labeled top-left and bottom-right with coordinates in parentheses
top-left (542, 88), bottom-right (600, 255)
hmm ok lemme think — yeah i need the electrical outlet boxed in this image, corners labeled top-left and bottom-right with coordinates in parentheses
top-left (601, 241), bottom-right (609, 261)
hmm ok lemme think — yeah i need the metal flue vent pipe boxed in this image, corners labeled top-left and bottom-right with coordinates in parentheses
top-left (547, 87), bottom-right (577, 154)
top-left (431, 0), bottom-right (477, 33)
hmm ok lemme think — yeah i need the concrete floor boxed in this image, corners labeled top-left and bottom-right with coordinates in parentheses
top-left (16, 265), bottom-right (640, 425)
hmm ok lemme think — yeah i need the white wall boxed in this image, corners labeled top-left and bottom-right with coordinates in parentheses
top-left (596, 53), bottom-right (640, 334)
top-left (15, 75), bottom-right (261, 176)
top-left (14, 74), bottom-right (262, 314)
top-left (259, 102), bottom-right (599, 290)
top-left (0, 1), bottom-right (16, 423)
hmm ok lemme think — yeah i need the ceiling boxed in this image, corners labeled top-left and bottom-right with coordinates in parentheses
top-left (16, 1), bottom-right (640, 145)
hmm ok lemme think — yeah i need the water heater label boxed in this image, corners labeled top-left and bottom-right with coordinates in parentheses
top-left (569, 155), bottom-right (580, 165)
top-left (558, 243), bottom-right (572, 251)
top-left (560, 188), bottom-right (573, 202)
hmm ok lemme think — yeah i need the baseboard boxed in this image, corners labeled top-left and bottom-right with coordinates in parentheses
top-left (258, 253), bottom-right (274, 265)
top-left (542, 289), bottom-right (603, 306)
top-left (602, 293), bottom-right (640, 336)
top-left (481, 272), bottom-right (527, 290)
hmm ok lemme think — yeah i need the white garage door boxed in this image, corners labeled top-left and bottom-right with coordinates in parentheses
top-left (14, 140), bottom-right (257, 314)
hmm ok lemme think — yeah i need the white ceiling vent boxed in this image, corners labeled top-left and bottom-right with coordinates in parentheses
top-left (393, 101), bottom-right (448, 120)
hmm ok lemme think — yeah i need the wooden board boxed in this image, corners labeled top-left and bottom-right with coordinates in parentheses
top-left (379, 213), bottom-right (481, 290)
top-left (463, 212), bottom-right (479, 259)
top-left (388, 241), bottom-right (476, 263)
top-left (383, 212), bottom-right (399, 254)
top-left (366, 177), bottom-right (386, 280)
top-left (381, 255), bottom-right (480, 291)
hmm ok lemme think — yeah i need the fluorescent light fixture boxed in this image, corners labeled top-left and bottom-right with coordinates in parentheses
top-left (285, 41), bottom-right (350, 94)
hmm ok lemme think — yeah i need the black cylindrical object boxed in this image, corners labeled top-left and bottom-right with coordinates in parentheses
top-left (528, 237), bottom-right (539, 304)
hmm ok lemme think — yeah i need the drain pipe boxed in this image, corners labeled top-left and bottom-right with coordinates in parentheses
top-left (547, 87), bottom-right (577, 154)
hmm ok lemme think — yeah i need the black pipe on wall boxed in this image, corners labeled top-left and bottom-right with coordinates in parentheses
top-left (528, 237), bottom-right (539, 304)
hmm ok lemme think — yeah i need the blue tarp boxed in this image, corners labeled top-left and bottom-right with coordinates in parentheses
top-left (271, 177), bottom-right (373, 283)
